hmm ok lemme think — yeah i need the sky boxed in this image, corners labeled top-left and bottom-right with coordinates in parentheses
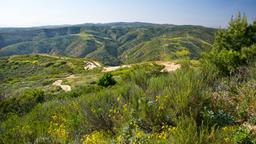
top-left (0, 0), bottom-right (255, 28)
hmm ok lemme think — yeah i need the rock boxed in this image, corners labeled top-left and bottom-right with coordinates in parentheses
top-left (84, 61), bottom-right (101, 70)
top-left (60, 85), bottom-right (72, 92)
top-left (52, 80), bottom-right (71, 92)
top-left (156, 61), bottom-right (181, 72)
top-left (52, 80), bottom-right (63, 86)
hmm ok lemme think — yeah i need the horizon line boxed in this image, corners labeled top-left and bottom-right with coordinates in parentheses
top-left (0, 21), bottom-right (221, 29)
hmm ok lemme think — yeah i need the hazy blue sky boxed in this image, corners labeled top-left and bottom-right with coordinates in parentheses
top-left (0, 0), bottom-right (255, 27)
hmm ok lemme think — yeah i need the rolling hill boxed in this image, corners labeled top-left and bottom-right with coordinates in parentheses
top-left (0, 23), bottom-right (216, 65)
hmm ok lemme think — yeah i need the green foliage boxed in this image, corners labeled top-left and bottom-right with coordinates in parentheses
top-left (175, 48), bottom-right (190, 58)
top-left (205, 49), bottom-right (243, 74)
top-left (168, 116), bottom-right (212, 144)
top-left (233, 127), bottom-right (254, 144)
top-left (249, 116), bottom-right (256, 124)
top-left (97, 73), bottom-right (116, 87)
top-left (201, 108), bottom-right (234, 127)
top-left (241, 44), bottom-right (256, 62)
top-left (0, 89), bottom-right (45, 121)
top-left (203, 13), bottom-right (256, 75)
top-left (214, 12), bottom-right (253, 51)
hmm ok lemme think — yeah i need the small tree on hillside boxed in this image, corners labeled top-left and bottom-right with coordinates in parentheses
top-left (203, 13), bottom-right (256, 75)
top-left (97, 73), bottom-right (116, 87)
top-left (213, 12), bottom-right (252, 51)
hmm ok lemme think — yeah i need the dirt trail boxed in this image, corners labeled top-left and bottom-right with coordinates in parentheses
top-left (51, 61), bottom-right (180, 91)
top-left (101, 61), bottom-right (180, 72)
top-left (83, 60), bottom-right (180, 73)
top-left (52, 80), bottom-right (71, 92)
top-left (102, 65), bottom-right (132, 72)
top-left (156, 61), bottom-right (181, 72)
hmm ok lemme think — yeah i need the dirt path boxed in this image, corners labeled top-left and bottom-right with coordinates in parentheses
top-left (102, 65), bottom-right (132, 72)
top-left (52, 80), bottom-right (71, 92)
top-left (101, 61), bottom-right (180, 73)
top-left (51, 61), bottom-right (179, 91)
top-left (156, 61), bottom-right (181, 72)
top-left (83, 60), bottom-right (180, 73)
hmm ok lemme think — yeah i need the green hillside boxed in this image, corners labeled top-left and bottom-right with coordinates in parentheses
top-left (0, 55), bottom-right (99, 98)
top-left (0, 23), bottom-right (216, 65)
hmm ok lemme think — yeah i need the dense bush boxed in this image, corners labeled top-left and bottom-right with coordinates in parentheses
top-left (97, 73), bottom-right (117, 87)
top-left (205, 49), bottom-right (242, 74)
top-left (201, 108), bottom-right (235, 127)
top-left (0, 89), bottom-right (45, 121)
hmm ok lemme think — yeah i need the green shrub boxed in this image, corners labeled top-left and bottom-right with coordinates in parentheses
top-left (216, 125), bottom-right (255, 144)
top-left (97, 73), bottom-right (116, 87)
top-left (233, 126), bottom-right (254, 144)
top-left (0, 89), bottom-right (45, 120)
top-left (168, 116), bottom-right (212, 144)
top-left (249, 116), bottom-right (256, 125)
top-left (201, 108), bottom-right (234, 127)
top-left (205, 49), bottom-right (243, 75)
top-left (241, 44), bottom-right (256, 62)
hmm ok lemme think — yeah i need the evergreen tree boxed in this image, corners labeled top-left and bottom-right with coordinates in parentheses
top-left (204, 13), bottom-right (256, 75)
top-left (213, 12), bottom-right (251, 51)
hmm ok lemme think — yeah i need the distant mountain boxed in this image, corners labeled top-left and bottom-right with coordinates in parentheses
top-left (0, 23), bottom-right (216, 65)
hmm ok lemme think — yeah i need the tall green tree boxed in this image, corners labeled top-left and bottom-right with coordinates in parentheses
top-left (213, 12), bottom-right (252, 51)
top-left (203, 13), bottom-right (256, 75)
